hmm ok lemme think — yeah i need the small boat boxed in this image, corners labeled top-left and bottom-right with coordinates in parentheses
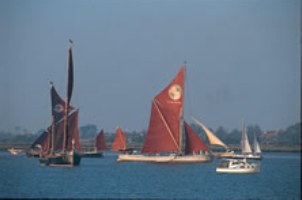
top-left (81, 129), bottom-right (107, 158)
top-left (191, 116), bottom-right (235, 158)
top-left (38, 40), bottom-right (81, 166)
top-left (232, 121), bottom-right (262, 160)
top-left (8, 148), bottom-right (22, 155)
top-left (111, 127), bottom-right (134, 153)
top-left (117, 65), bottom-right (212, 163)
top-left (216, 158), bottom-right (260, 174)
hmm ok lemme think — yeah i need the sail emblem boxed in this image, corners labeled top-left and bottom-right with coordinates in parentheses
top-left (54, 104), bottom-right (64, 113)
top-left (168, 84), bottom-right (182, 101)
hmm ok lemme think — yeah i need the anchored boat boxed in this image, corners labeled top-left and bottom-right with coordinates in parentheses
top-left (81, 129), bottom-right (107, 158)
top-left (38, 40), bottom-right (81, 166)
top-left (216, 158), bottom-right (260, 174)
top-left (232, 121), bottom-right (262, 160)
top-left (8, 148), bottom-right (22, 155)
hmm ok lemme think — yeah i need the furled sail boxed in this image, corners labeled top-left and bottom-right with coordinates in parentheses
top-left (96, 129), bottom-right (107, 151)
top-left (241, 122), bottom-right (252, 154)
top-left (184, 121), bottom-right (208, 154)
top-left (142, 66), bottom-right (185, 153)
top-left (111, 127), bottom-right (126, 151)
top-left (191, 116), bottom-right (228, 149)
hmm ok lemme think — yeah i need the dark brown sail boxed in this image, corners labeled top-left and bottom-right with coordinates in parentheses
top-left (51, 84), bottom-right (74, 123)
top-left (52, 110), bottom-right (81, 152)
top-left (38, 41), bottom-right (81, 166)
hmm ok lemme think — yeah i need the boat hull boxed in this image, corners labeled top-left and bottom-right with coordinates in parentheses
top-left (212, 151), bottom-right (235, 158)
top-left (117, 154), bottom-right (212, 163)
top-left (81, 151), bottom-right (103, 158)
top-left (216, 165), bottom-right (260, 174)
top-left (39, 150), bottom-right (81, 166)
top-left (8, 148), bottom-right (22, 155)
top-left (232, 154), bottom-right (262, 160)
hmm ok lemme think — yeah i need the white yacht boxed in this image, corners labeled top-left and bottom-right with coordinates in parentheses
top-left (216, 158), bottom-right (260, 174)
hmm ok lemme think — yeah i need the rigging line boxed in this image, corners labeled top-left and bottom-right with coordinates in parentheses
top-left (153, 99), bottom-right (180, 152)
top-left (184, 62), bottom-right (194, 120)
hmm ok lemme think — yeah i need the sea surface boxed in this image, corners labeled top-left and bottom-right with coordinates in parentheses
top-left (0, 151), bottom-right (300, 199)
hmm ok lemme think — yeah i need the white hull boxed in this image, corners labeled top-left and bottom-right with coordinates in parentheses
top-left (8, 148), bottom-right (22, 155)
top-left (212, 151), bottom-right (235, 158)
top-left (216, 166), bottom-right (260, 174)
top-left (232, 154), bottom-right (262, 160)
top-left (216, 158), bottom-right (260, 174)
top-left (117, 154), bottom-right (212, 163)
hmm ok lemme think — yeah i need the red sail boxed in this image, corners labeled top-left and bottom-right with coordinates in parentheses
top-left (52, 110), bottom-right (81, 151)
top-left (111, 127), bottom-right (126, 151)
top-left (184, 121), bottom-right (208, 154)
top-left (95, 129), bottom-right (107, 151)
top-left (51, 85), bottom-right (74, 123)
top-left (142, 66), bottom-right (185, 153)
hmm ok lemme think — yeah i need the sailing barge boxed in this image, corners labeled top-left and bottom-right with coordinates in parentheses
top-left (118, 65), bottom-right (212, 163)
top-left (38, 41), bottom-right (81, 166)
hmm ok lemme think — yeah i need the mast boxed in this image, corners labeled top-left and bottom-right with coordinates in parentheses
top-left (50, 82), bottom-right (54, 154)
top-left (179, 62), bottom-right (186, 153)
top-left (63, 40), bottom-right (74, 151)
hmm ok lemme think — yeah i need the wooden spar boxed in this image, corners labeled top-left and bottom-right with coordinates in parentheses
top-left (153, 99), bottom-right (180, 152)
top-left (51, 115), bottom-right (54, 153)
top-left (179, 63), bottom-right (186, 152)
top-left (63, 41), bottom-right (73, 152)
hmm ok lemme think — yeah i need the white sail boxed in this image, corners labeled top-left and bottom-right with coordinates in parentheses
top-left (241, 122), bottom-right (252, 154)
top-left (191, 116), bottom-right (228, 149)
top-left (253, 133), bottom-right (261, 154)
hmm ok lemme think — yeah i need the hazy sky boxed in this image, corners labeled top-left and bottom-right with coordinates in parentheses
top-left (0, 0), bottom-right (300, 134)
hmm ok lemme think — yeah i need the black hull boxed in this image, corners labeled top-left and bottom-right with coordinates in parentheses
top-left (81, 151), bottom-right (103, 158)
top-left (39, 151), bottom-right (81, 166)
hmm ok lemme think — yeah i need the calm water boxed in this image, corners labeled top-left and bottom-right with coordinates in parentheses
top-left (0, 151), bottom-right (300, 199)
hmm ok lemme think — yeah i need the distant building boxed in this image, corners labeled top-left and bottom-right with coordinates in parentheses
top-left (262, 130), bottom-right (279, 138)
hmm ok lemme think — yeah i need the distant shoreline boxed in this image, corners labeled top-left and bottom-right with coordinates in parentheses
top-left (0, 143), bottom-right (301, 153)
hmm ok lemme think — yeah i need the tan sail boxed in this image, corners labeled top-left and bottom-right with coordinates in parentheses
top-left (191, 116), bottom-right (228, 149)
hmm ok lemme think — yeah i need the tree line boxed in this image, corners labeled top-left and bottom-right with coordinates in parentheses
top-left (0, 122), bottom-right (300, 147)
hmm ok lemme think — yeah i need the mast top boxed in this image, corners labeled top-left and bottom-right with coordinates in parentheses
top-left (68, 39), bottom-right (73, 48)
